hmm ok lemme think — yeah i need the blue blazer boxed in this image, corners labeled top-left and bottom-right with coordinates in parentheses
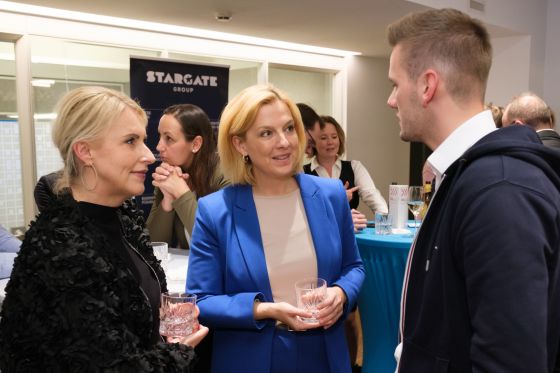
top-left (187, 173), bottom-right (365, 372)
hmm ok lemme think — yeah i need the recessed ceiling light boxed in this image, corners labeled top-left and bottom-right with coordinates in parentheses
top-left (31, 79), bottom-right (55, 87)
top-left (215, 12), bottom-right (232, 22)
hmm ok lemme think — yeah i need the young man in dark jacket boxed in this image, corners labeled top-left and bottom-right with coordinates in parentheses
top-left (387, 8), bottom-right (560, 372)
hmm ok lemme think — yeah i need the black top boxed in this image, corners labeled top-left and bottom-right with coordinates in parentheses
top-left (78, 201), bottom-right (162, 344)
top-left (34, 170), bottom-right (62, 213)
top-left (303, 160), bottom-right (360, 209)
top-left (0, 195), bottom-right (196, 372)
top-left (538, 129), bottom-right (560, 149)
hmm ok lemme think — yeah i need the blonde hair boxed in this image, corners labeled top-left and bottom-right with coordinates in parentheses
top-left (218, 84), bottom-right (306, 185)
top-left (320, 115), bottom-right (346, 156)
top-left (51, 86), bottom-right (147, 192)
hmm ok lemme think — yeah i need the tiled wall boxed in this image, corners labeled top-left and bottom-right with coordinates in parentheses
top-left (0, 120), bottom-right (62, 231)
top-left (0, 120), bottom-right (24, 230)
top-left (34, 119), bottom-right (63, 183)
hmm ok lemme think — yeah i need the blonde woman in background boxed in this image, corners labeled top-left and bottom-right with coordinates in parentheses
top-left (304, 115), bottom-right (388, 221)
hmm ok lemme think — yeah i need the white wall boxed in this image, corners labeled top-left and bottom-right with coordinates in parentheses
top-left (406, 0), bottom-right (554, 114)
top-left (486, 36), bottom-right (531, 106)
top-left (346, 55), bottom-right (409, 219)
top-left (544, 0), bottom-right (560, 121)
top-left (409, 0), bottom-right (548, 99)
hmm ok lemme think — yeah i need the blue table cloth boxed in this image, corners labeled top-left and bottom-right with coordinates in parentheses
top-left (355, 227), bottom-right (414, 373)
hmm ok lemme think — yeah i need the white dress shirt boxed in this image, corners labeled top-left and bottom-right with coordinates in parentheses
top-left (308, 156), bottom-right (388, 214)
top-left (427, 110), bottom-right (497, 191)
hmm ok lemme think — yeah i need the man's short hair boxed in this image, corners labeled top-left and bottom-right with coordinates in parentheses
top-left (296, 103), bottom-right (323, 131)
top-left (503, 92), bottom-right (553, 129)
top-left (387, 8), bottom-right (492, 102)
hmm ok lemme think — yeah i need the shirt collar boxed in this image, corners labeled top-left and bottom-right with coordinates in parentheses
top-left (309, 156), bottom-right (342, 172)
top-left (427, 110), bottom-right (497, 188)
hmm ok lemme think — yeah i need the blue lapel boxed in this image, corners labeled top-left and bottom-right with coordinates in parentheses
top-left (232, 174), bottom-right (339, 300)
top-left (232, 184), bottom-right (273, 300)
top-left (295, 174), bottom-right (337, 282)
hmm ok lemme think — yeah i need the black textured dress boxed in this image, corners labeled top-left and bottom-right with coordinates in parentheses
top-left (0, 194), bottom-right (196, 372)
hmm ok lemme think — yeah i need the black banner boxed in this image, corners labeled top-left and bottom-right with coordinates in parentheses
top-left (130, 56), bottom-right (229, 216)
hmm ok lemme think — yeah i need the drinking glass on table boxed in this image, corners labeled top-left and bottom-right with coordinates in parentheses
top-left (159, 292), bottom-right (198, 338)
top-left (374, 212), bottom-right (392, 235)
top-left (295, 278), bottom-right (327, 323)
top-left (407, 186), bottom-right (424, 229)
top-left (151, 241), bottom-right (169, 271)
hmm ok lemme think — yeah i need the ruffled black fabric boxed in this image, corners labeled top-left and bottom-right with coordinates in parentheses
top-left (0, 195), bottom-right (196, 372)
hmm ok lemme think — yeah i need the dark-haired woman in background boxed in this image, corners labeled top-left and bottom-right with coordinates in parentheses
top-left (147, 104), bottom-right (228, 250)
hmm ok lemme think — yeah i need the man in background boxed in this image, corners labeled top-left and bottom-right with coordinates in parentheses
top-left (502, 92), bottom-right (560, 149)
top-left (296, 102), bottom-right (323, 159)
top-left (387, 8), bottom-right (560, 372)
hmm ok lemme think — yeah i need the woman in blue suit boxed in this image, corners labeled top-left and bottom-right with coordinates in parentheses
top-left (186, 84), bottom-right (364, 373)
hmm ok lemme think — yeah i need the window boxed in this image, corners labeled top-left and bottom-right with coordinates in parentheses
top-left (269, 65), bottom-right (334, 115)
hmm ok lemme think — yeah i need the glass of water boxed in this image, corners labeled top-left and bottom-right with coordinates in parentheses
top-left (295, 278), bottom-right (327, 323)
top-left (375, 212), bottom-right (392, 235)
top-left (151, 241), bottom-right (169, 271)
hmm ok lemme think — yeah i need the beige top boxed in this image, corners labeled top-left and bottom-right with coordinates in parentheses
top-left (253, 189), bottom-right (317, 306)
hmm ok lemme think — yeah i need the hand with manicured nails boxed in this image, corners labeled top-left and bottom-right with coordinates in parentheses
top-left (152, 162), bottom-right (190, 212)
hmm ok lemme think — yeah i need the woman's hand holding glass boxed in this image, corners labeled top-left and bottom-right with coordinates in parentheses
top-left (165, 305), bottom-right (209, 347)
top-left (253, 301), bottom-right (316, 331)
top-left (152, 162), bottom-right (190, 212)
top-left (315, 286), bottom-right (346, 329)
top-left (253, 287), bottom-right (346, 331)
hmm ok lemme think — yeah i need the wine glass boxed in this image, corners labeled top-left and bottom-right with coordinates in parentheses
top-left (407, 186), bottom-right (424, 229)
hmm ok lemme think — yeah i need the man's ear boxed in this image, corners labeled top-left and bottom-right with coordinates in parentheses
top-left (72, 141), bottom-right (93, 165)
top-left (232, 135), bottom-right (247, 157)
top-left (420, 69), bottom-right (438, 107)
top-left (192, 135), bottom-right (203, 153)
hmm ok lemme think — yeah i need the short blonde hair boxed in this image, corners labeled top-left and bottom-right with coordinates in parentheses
top-left (218, 84), bottom-right (306, 185)
top-left (51, 86), bottom-right (147, 192)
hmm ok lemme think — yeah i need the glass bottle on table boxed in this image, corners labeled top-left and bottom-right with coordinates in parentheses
top-left (420, 181), bottom-right (432, 219)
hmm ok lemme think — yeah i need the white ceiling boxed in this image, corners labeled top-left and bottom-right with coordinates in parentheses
top-left (6, 0), bottom-right (521, 58)
top-left (8, 0), bottom-right (434, 57)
